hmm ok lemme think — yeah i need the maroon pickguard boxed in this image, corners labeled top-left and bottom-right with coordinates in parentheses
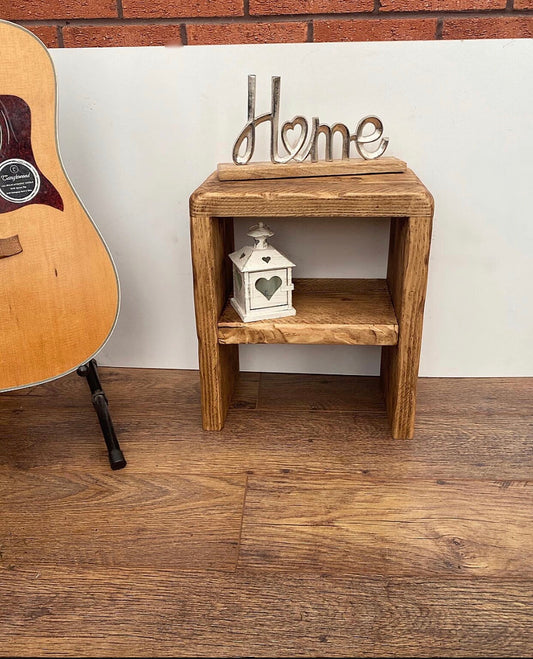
top-left (0, 95), bottom-right (63, 214)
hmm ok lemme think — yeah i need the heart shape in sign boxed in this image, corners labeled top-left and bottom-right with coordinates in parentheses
top-left (255, 276), bottom-right (282, 301)
top-left (281, 116), bottom-right (308, 157)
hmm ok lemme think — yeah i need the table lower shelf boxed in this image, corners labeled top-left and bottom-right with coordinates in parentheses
top-left (218, 278), bottom-right (398, 346)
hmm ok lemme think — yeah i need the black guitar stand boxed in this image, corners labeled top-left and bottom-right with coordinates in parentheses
top-left (77, 359), bottom-right (126, 470)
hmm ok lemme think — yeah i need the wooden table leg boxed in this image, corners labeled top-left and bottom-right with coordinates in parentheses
top-left (190, 213), bottom-right (238, 430)
top-left (381, 215), bottom-right (433, 439)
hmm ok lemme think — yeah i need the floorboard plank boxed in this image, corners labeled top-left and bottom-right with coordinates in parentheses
top-left (2, 367), bottom-right (201, 406)
top-left (239, 476), bottom-right (533, 577)
top-left (230, 372), bottom-right (260, 409)
top-left (416, 377), bottom-right (533, 417)
top-left (1, 402), bottom-right (532, 480)
top-left (6, 370), bottom-right (530, 417)
top-left (0, 469), bottom-right (246, 571)
top-left (0, 567), bottom-right (530, 657)
top-left (258, 372), bottom-right (385, 411)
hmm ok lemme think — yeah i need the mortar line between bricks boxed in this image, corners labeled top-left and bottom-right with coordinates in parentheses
top-left (56, 25), bottom-right (64, 48)
top-left (14, 9), bottom-right (533, 29)
top-left (116, 0), bottom-right (124, 20)
top-left (180, 23), bottom-right (188, 45)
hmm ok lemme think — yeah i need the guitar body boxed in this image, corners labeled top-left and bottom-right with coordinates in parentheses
top-left (0, 21), bottom-right (119, 391)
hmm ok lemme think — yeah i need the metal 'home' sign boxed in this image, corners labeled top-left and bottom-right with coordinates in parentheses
top-left (232, 75), bottom-right (389, 165)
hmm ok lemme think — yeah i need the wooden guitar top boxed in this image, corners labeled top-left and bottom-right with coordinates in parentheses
top-left (0, 21), bottom-right (119, 391)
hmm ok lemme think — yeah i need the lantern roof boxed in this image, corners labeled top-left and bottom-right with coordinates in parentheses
top-left (229, 222), bottom-right (295, 272)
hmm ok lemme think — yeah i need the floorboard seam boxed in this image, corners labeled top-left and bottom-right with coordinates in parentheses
top-left (234, 472), bottom-right (249, 571)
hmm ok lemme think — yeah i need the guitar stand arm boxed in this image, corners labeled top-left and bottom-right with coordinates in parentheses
top-left (77, 359), bottom-right (126, 470)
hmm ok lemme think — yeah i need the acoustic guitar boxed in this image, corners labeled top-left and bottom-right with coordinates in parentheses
top-left (0, 20), bottom-right (119, 392)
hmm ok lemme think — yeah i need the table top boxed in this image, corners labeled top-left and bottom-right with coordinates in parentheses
top-left (190, 167), bottom-right (434, 219)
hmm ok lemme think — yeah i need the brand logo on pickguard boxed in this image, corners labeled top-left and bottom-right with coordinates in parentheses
top-left (0, 158), bottom-right (41, 203)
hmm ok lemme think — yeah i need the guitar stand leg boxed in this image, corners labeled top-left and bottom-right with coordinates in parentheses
top-left (77, 359), bottom-right (127, 470)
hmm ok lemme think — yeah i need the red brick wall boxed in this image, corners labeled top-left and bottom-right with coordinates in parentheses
top-left (3, 1), bottom-right (532, 48)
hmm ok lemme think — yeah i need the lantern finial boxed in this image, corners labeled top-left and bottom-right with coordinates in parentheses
top-left (247, 221), bottom-right (273, 249)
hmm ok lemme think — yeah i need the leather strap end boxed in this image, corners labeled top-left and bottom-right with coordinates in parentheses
top-left (0, 234), bottom-right (22, 259)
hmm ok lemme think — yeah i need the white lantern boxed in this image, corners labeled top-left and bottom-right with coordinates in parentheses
top-left (229, 222), bottom-right (295, 322)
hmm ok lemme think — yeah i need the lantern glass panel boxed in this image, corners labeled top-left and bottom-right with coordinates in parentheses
top-left (250, 269), bottom-right (288, 310)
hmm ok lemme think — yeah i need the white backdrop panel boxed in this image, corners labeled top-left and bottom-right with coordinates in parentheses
top-left (49, 39), bottom-right (533, 376)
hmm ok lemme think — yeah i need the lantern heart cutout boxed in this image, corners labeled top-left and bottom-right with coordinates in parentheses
top-left (255, 276), bottom-right (282, 301)
top-left (262, 256), bottom-right (271, 263)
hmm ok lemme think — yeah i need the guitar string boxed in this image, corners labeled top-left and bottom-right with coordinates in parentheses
top-left (0, 98), bottom-right (19, 148)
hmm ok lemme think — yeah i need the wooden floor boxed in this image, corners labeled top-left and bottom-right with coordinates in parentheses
top-left (0, 369), bottom-right (532, 658)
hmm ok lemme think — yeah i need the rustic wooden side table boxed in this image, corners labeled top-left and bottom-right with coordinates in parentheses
top-left (189, 161), bottom-right (433, 439)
